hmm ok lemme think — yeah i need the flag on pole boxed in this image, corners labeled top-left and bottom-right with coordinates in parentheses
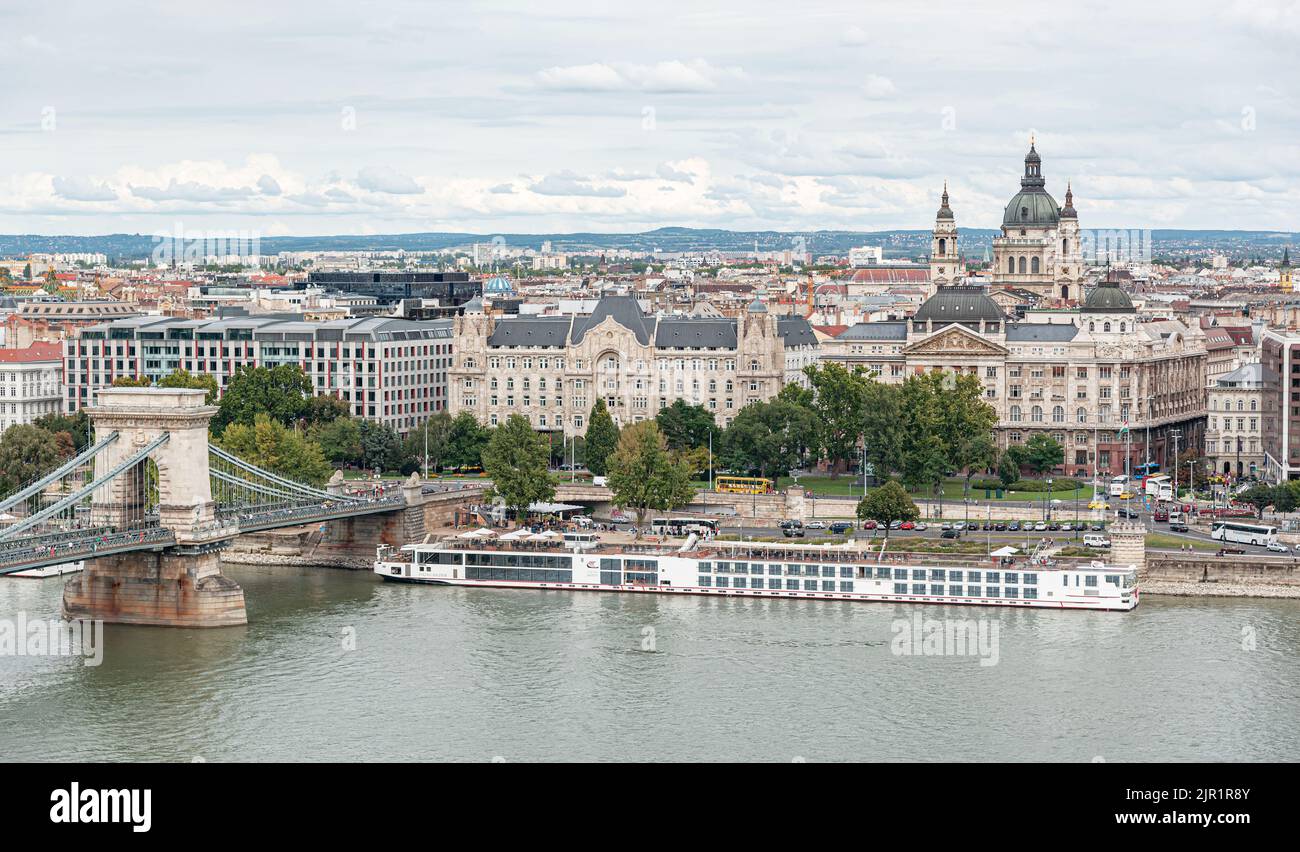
top-left (1118, 423), bottom-right (1130, 437)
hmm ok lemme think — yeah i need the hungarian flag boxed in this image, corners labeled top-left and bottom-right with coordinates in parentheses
top-left (1117, 423), bottom-right (1129, 437)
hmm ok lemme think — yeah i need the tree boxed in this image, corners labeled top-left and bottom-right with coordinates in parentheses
top-left (445, 411), bottom-right (491, 470)
top-left (358, 420), bottom-right (408, 473)
top-left (856, 480), bottom-right (919, 542)
top-left (312, 417), bottom-right (364, 467)
top-left (1021, 433), bottom-right (1065, 476)
top-left (862, 380), bottom-right (905, 479)
top-left (402, 411), bottom-right (453, 474)
top-left (34, 410), bottom-right (91, 453)
top-left (803, 362), bottom-right (868, 476)
top-left (481, 414), bottom-right (555, 520)
top-left (607, 421), bottom-right (695, 526)
top-left (304, 393), bottom-right (351, 427)
top-left (655, 400), bottom-right (718, 452)
top-left (584, 399), bottom-right (620, 475)
top-left (998, 450), bottom-right (1021, 488)
top-left (721, 399), bottom-right (816, 479)
top-left (0, 425), bottom-right (64, 499)
top-left (111, 375), bottom-right (153, 388)
top-left (212, 364), bottom-right (313, 434)
top-left (216, 414), bottom-right (332, 486)
top-left (157, 368), bottom-right (219, 405)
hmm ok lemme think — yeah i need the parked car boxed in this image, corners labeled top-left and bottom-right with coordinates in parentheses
top-left (805, 520), bottom-right (827, 530)
top-left (941, 522), bottom-right (952, 530)
top-left (862, 520), bottom-right (878, 530)
top-left (1007, 522), bottom-right (1020, 532)
top-left (1047, 522), bottom-right (1060, 531)
top-left (782, 526), bottom-right (806, 538)
top-left (1216, 546), bottom-right (1246, 556)
top-left (954, 521), bottom-right (966, 531)
top-left (995, 522), bottom-right (1008, 531)
top-left (889, 520), bottom-right (903, 530)
top-left (940, 529), bottom-right (961, 539)
top-left (1090, 523), bottom-right (1104, 531)
top-left (1117, 507), bottom-right (1140, 519)
top-left (914, 522), bottom-right (929, 532)
top-left (1083, 534), bottom-right (1111, 548)
top-left (829, 521), bottom-right (853, 534)
top-left (780, 519), bottom-right (803, 530)
top-left (1153, 508), bottom-right (1169, 522)
top-left (899, 521), bottom-right (915, 530)
top-left (1033, 522), bottom-right (1048, 532)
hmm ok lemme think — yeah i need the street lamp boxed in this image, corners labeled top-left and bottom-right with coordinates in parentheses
top-left (1043, 477), bottom-right (1053, 522)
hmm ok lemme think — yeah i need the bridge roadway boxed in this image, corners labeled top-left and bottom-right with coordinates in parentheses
top-left (0, 492), bottom-right (408, 577)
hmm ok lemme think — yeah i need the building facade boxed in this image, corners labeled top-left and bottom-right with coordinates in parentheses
top-left (62, 315), bottom-right (452, 435)
top-left (448, 296), bottom-right (818, 436)
top-left (1205, 363), bottom-right (1266, 481)
top-left (819, 282), bottom-right (1207, 478)
top-left (1261, 328), bottom-right (1300, 481)
top-left (0, 342), bottom-right (63, 432)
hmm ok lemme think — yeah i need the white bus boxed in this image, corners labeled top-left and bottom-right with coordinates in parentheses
top-left (1211, 521), bottom-right (1278, 548)
top-left (1144, 475), bottom-right (1173, 501)
top-left (651, 517), bottom-right (720, 537)
top-left (1108, 475), bottom-right (1130, 497)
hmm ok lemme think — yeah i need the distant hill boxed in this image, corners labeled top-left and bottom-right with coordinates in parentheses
top-left (1, 227), bottom-right (1295, 262)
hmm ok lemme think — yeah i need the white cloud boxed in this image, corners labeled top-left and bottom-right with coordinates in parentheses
top-left (841, 25), bottom-right (868, 46)
top-left (51, 176), bottom-right (117, 202)
top-left (534, 59), bottom-right (745, 93)
top-left (861, 74), bottom-right (896, 99)
top-left (528, 171), bottom-right (627, 197)
top-left (355, 166), bottom-right (422, 195)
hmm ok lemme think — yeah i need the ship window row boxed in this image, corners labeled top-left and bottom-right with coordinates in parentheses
top-left (702, 577), bottom-right (853, 593)
top-left (892, 568), bottom-right (1038, 585)
top-left (415, 551), bottom-right (464, 565)
top-left (890, 583), bottom-right (1039, 599)
top-left (704, 561), bottom-right (855, 578)
top-left (464, 552), bottom-right (571, 570)
top-left (465, 566), bottom-right (573, 583)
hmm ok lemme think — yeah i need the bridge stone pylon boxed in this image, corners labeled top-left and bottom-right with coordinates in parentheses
top-left (88, 387), bottom-right (220, 544)
top-left (63, 387), bottom-right (247, 628)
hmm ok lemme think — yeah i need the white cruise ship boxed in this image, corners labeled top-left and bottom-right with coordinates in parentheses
top-left (375, 532), bottom-right (1138, 612)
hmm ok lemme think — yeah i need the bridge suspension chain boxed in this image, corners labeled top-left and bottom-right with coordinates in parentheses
top-left (208, 445), bottom-right (351, 503)
top-left (0, 431), bottom-right (119, 516)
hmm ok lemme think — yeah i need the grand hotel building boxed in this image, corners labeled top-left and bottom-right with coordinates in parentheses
top-left (448, 296), bottom-right (819, 435)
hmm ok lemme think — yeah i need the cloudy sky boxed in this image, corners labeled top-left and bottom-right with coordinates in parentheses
top-left (1, 0), bottom-right (1297, 236)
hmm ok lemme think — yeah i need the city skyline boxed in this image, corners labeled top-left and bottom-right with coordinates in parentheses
top-left (2, 1), bottom-right (1298, 236)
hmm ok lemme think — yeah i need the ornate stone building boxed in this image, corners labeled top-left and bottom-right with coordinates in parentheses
top-left (928, 182), bottom-right (960, 291)
top-left (990, 141), bottom-right (1085, 302)
top-left (448, 296), bottom-right (818, 436)
top-left (1205, 363), bottom-right (1266, 480)
top-left (819, 280), bottom-right (1207, 478)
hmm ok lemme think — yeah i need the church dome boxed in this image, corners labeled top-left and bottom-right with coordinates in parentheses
top-left (484, 275), bottom-right (514, 295)
top-left (1082, 277), bottom-right (1135, 313)
top-left (935, 182), bottom-right (954, 220)
top-left (913, 286), bottom-right (1004, 324)
top-left (747, 298), bottom-right (767, 313)
top-left (1002, 140), bottom-right (1060, 227)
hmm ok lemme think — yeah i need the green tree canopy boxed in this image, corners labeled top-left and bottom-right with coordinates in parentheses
top-left (803, 362), bottom-right (867, 476)
top-left (584, 399), bottom-right (620, 476)
top-left (445, 411), bottom-right (492, 469)
top-left (1020, 433), bottom-right (1065, 476)
top-left (212, 364), bottom-right (313, 434)
top-left (111, 375), bottom-right (153, 388)
top-left (34, 410), bottom-right (91, 453)
top-left (607, 421), bottom-right (696, 525)
top-left (312, 416), bottom-right (363, 467)
top-left (215, 413), bottom-right (332, 487)
top-left (998, 450), bottom-right (1021, 488)
top-left (402, 411), bottom-right (453, 474)
top-left (481, 414), bottom-right (555, 519)
top-left (359, 420), bottom-right (409, 473)
top-left (157, 367), bottom-right (219, 405)
top-left (856, 480), bottom-right (919, 541)
top-left (720, 399), bottom-right (815, 480)
top-left (0, 425), bottom-right (64, 499)
top-left (304, 393), bottom-right (351, 426)
top-left (655, 400), bottom-right (719, 452)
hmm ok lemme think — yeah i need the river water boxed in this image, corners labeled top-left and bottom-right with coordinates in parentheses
top-left (2, 565), bottom-right (1297, 762)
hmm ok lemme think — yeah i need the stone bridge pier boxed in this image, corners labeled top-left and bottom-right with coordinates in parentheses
top-left (62, 388), bottom-right (247, 628)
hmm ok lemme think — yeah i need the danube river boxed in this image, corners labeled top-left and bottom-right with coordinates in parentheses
top-left (2, 565), bottom-right (1297, 762)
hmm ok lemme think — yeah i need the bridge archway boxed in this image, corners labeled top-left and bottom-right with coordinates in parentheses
top-left (89, 387), bottom-right (218, 544)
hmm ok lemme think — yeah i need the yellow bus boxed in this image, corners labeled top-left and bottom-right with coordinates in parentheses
top-left (715, 476), bottom-right (774, 495)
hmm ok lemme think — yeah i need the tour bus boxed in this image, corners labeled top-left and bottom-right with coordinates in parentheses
top-left (1108, 475), bottom-right (1131, 497)
top-left (1144, 474), bottom-right (1173, 501)
top-left (715, 476), bottom-right (774, 495)
top-left (651, 517), bottom-right (720, 537)
top-left (1211, 520), bottom-right (1278, 548)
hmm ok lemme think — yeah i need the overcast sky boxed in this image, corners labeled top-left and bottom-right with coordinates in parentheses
top-left (1, 0), bottom-right (1297, 237)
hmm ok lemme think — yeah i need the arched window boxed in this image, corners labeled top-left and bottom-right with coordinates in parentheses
top-left (1062, 238), bottom-right (1068, 255)
top-left (1103, 322), bottom-right (1111, 332)
top-left (938, 238), bottom-right (946, 255)
top-left (1061, 285), bottom-right (1070, 299)
top-left (1119, 322), bottom-right (1126, 333)
top-left (1031, 405), bottom-right (1043, 422)
top-left (1089, 322), bottom-right (1095, 332)
top-left (1018, 256), bottom-right (1027, 274)
top-left (1031, 257), bottom-right (1041, 274)
top-left (1007, 257), bottom-right (1015, 274)
top-left (1052, 405), bottom-right (1064, 423)
top-left (1010, 406), bottom-right (1022, 422)
top-left (1076, 407), bottom-right (1087, 423)
top-left (749, 358), bottom-right (760, 371)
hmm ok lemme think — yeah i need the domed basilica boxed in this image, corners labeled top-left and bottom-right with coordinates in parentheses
top-left (930, 140), bottom-right (1085, 303)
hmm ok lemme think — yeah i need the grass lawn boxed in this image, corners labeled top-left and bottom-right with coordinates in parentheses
top-left (764, 474), bottom-right (1090, 503)
top-left (1144, 533), bottom-right (1219, 553)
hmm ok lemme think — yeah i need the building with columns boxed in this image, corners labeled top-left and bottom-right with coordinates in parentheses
top-left (1205, 363), bottom-right (1266, 481)
top-left (448, 295), bottom-right (818, 436)
top-left (819, 278), bottom-right (1207, 478)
